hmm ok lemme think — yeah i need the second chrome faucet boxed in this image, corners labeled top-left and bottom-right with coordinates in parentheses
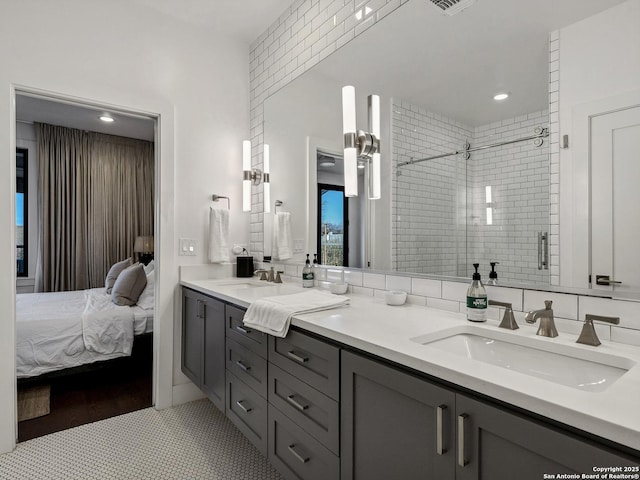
top-left (525, 300), bottom-right (558, 338)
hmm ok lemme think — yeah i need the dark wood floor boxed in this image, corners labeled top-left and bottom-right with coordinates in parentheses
top-left (18, 334), bottom-right (153, 442)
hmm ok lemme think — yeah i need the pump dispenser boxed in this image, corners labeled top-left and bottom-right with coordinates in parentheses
top-left (467, 263), bottom-right (488, 322)
top-left (488, 262), bottom-right (499, 286)
top-left (302, 254), bottom-right (314, 288)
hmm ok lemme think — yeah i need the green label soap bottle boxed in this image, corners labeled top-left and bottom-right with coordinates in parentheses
top-left (467, 263), bottom-right (487, 322)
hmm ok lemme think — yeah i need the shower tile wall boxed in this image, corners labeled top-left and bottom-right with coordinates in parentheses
top-left (469, 111), bottom-right (550, 284)
top-left (392, 99), bottom-right (550, 284)
top-left (392, 99), bottom-right (470, 275)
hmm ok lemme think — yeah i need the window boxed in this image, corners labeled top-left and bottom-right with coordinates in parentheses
top-left (317, 184), bottom-right (348, 266)
top-left (16, 148), bottom-right (28, 277)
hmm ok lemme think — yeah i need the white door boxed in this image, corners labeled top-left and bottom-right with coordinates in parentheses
top-left (590, 105), bottom-right (640, 295)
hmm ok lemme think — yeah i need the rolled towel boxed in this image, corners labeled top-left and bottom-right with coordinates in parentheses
top-left (273, 211), bottom-right (293, 260)
top-left (243, 290), bottom-right (350, 337)
top-left (208, 206), bottom-right (230, 263)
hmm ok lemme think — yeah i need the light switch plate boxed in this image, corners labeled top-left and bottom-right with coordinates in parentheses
top-left (179, 238), bottom-right (197, 256)
top-left (293, 238), bottom-right (304, 254)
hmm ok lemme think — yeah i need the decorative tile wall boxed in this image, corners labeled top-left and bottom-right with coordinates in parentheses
top-left (548, 30), bottom-right (560, 285)
top-left (391, 98), bottom-right (549, 284)
top-left (249, 0), bottom-right (408, 256)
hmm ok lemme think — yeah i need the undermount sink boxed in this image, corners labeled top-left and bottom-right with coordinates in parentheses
top-left (215, 281), bottom-right (270, 289)
top-left (411, 326), bottom-right (635, 392)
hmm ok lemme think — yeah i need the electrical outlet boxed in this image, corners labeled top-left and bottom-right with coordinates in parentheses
top-left (179, 238), bottom-right (197, 256)
top-left (293, 238), bottom-right (304, 254)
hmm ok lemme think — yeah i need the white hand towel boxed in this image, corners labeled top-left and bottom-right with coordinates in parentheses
top-left (273, 211), bottom-right (293, 260)
top-left (208, 206), bottom-right (230, 263)
top-left (243, 290), bottom-right (350, 337)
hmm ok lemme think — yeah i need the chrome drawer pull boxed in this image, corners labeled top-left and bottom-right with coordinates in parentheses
top-left (235, 360), bottom-right (251, 371)
top-left (287, 350), bottom-right (309, 363)
top-left (286, 394), bottom-right (309, 411)
top-left (235, 325), bottom-right (251, 334)
top-left (236, 400), bottom-right (252, 413)
top-left (436, 404), bottom-right (447, 455)
top-left (457, 414), bottom-right (468, 467)
top-left (287, 444), bottom-right (309, 464)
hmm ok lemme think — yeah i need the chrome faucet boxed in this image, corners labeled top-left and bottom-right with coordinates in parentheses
top-left (254, 267), bottom-right (275, 282)
top-left (525, 300), bottom-right (558, 338)
top-left (488, 300), bottom-right (518, 330)
top-left (576, 314), bottom-right (620, 346)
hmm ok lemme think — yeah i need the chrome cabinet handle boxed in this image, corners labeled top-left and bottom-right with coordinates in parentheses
top-left (287, 444), bottom-right (309, 464)
top-left (457, 414), bottom-right (468, 467)
top-left (287, 350), bottom-right (309, 363)
top-left (287, 394), bottom-right (309, 411)
top-left (235, 325), bottom-right (251, 334)
top-left (538, 232), bottom-right (549, 270)
top-left (436, 405), bottom-right (447, 455)
top-left (235, 360), bottom-right (251, 371)
top-left (596, 275), bottom-right (623, 286)
top-left (236, 400), bottom-right (252, 413)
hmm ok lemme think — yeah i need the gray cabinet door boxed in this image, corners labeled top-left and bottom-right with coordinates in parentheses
top-left (341, 350), bottom-right (456, 480)
top-left (202, 296), bottom-right (225, 411)
top-left (456, 394), bottom-right (640, 480)
top-left (181, 288), bottom-right (203, 387)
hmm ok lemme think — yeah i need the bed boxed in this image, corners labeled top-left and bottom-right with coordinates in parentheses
top-left (16, 288), bottom-right (153, 378)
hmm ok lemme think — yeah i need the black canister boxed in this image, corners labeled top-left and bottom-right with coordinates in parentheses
top-left (236, 256), bottom-right (254, 278)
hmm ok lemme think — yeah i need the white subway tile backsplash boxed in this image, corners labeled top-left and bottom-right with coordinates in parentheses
top-left (485, 286), bottom-right (523, 311)
top-left (426, 297), bottom-right (461, 314)
top-left (344, 270), bottom-right (364, 286)
top-left (611, 326), bottom-right (640, 347)
top-left (442, 281), bottom-right (469, 302)
top-left (411, 278), bottom-right (441, 298)
top-left (363, 272), bottom-right (386, 289)
top-left (326, 269), bottom-right (344, 283)
top-left (578, 296), bottom-right (640, 330)
top-left (524, 290), bottom-right (577, 320)
top-left (385, 275), bottom-right (411, 292)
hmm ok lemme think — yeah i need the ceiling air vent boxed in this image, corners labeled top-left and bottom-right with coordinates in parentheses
top-left (429, 0), bottom-right (477, 16)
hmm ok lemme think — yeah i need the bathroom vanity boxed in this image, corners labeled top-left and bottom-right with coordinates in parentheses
top-left (180, 279), bottom-right (640, 479)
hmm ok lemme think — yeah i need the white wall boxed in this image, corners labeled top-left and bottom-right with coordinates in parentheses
top-left (0, 0), bottom-right (250, 453)
top-left (559, 0), bottom-right (640, 287)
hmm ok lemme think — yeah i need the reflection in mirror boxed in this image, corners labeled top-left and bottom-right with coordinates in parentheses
top-left (263, 0), bottom-right (632, 293)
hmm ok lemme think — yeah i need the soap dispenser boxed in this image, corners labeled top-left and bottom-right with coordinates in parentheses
top-left (487, 262), bottom-right (499, 286)
top-left (467, 263), bottom-right (488, 322)
top-left (302, 254), bottom-right (314, 288)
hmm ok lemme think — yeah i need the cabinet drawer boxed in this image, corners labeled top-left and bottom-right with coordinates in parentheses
top-left (268, 404), bottom-right (339, 480)
top-left (269, 330), bottom-right (340, 400)
top-left (226, 371), bottom-right (268, 455)
top-left (226, 304), bottom-right (268, 358)
top-left (226, 337), bottom-right (268, 398)
top-left (269, 364), bottom-right (339, 455)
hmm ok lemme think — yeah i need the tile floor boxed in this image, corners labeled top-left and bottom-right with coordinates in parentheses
top-left (0, 399), bottom-right (284, 480)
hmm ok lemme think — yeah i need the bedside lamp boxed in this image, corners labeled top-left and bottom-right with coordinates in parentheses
top-left (134, 235), bottom-right (154, 265)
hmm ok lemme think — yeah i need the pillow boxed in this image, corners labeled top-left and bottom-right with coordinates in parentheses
top-left (105, 257), bottom-right (132, 294)
top-left (136, 270), bottom-right (155, 310)
top-left (112, 263), bottom-right (147, 306)
top-left (143, 260), bottom-right (155, 275)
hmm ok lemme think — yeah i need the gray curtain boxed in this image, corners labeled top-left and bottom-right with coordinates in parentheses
top-left (35, 123), bottom-right (154, 292)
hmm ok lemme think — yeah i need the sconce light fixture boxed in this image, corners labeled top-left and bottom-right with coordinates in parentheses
top-left (242, 140), bottom-right (272, 213)
top-left (341, 85), bottom-right (381, 199)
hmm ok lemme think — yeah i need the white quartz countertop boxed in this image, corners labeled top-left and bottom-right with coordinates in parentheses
top-left (181, 278), bottom-right (640, 454)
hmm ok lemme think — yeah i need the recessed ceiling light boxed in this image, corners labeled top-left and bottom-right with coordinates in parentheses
top-left (493, 93), bottom-right (509, 101)
top-left (357, 161), bottom-right (365, 169)
top-left (99, 115), bottom-right (115, 123)
top-left (318, 156), bottom-right (335, 167)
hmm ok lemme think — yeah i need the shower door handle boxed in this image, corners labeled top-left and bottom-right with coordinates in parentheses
top-left (595, 275), bottom-right (622, 286)
top-left (538, 232), bottom-right (548, 270)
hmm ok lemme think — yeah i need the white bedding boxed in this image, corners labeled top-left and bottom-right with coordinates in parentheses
top-left (16, 288), bottom-right (153, 378)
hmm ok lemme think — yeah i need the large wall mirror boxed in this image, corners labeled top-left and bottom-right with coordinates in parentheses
top-left (264, 0), bottom-right (640, 298)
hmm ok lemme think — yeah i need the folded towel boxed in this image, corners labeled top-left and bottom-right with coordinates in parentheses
top-left (208, 206), bottom-right (230, 263)
top-left (243, 290), bottom-right (350, 337)
top-left (273, 212), bottom-right (293, 261)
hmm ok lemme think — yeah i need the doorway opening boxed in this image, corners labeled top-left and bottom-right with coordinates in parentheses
top-left (317, 184), bottom-right (349, 266)
top-left (14, 90), bottom-right (158, 441)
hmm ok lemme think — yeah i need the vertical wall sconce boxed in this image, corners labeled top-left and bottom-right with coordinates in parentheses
top-left (263, 144), bottom-right (271, 213)
top-left (341, 85), bottom-right (381, 198)
top-left (485, 185), bottom-right (493, 225)
top-left (242, 140), bottom-right (272, 213)
top-left (242, 140), bottom-right (253, 212)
